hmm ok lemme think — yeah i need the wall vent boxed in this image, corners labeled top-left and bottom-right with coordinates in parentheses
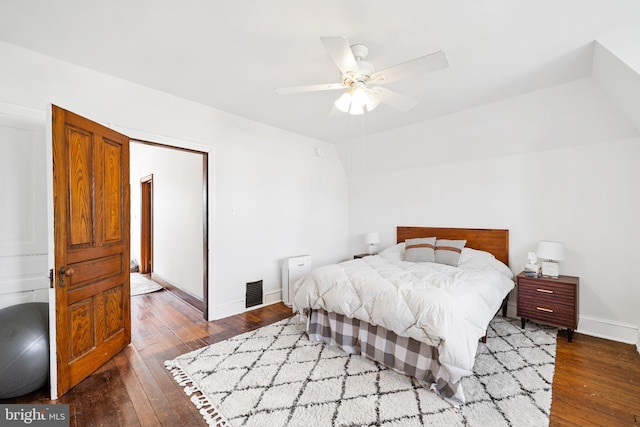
top-left (246, 280), bottom-right (263, 308)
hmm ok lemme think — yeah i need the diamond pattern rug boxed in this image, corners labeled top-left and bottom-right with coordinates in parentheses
top-left (166, 316), bottom-right (557, 427)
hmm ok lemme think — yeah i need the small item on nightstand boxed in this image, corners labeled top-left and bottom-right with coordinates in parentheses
top-left (524, 252), bottom-right (540, 277)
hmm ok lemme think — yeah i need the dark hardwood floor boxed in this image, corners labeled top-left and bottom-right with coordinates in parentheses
top-left (550, 330), bottom-right (640, 426)
top-left (1, 290), bottom-right (291, 427)
top-left (3, 290), bottom-right (639, 426)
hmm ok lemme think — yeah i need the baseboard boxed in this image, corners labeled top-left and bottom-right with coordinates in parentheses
top-left (151, 272), bottom-right (205, 313)
top-left (506, 302), bottom-right (638, 349)
top-left (506, 301), bottom-right (517, 318)
top-left (212, 289), bottom-right (285, 320)
top-left (264, 289), bottom-right (282, 305)
top-left (576, 315), bottom-right (639, 345)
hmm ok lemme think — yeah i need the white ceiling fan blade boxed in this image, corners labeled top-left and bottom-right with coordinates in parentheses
top-left (375, 87), bottom-right (418, 112)
top-left (275, 83), bottom-right (345, 95)
top-left (326, 106), bottom-right (343, 118)
top-left (320, 36), bottom-right (360, 75)
top-left (372, 51), bottom-right (449, 85)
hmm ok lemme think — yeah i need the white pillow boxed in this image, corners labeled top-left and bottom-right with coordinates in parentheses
top-left (377, 242), bottom-right (405, 261)
top-left (488, 259), bottom-right (514, 278)
top-left (458, 248), bottom-right (513, 278)
top-left (458, 248), bottom-right (495, 264)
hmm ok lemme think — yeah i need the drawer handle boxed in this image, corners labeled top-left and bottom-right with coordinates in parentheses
top-left (536, 288), bottom-right (553, 294)
top-left (536, 307), bottom-right (554, 313)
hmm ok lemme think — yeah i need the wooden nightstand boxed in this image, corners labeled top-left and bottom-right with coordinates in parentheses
top-left (353, 253), bottom-right (374, 259)
top-left (516, 272), bottom-right (579, 342)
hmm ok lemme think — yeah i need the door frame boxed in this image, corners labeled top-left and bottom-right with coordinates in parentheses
top-left (130, 139), bottom-right (209, 318)
top-left (41, 106), bottom-right (214, 398)
top-left (140, 174), bottom-right (153, 274)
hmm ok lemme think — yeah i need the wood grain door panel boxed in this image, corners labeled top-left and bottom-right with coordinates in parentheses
top-left (103, 138), bottom-right (124, 243)
top-left (67, 254), bottom-right (122, 289)
top-left (104, 285), bottom-right (125, 338)
top-left (66, 125), bottom-right (94, 248)
top-left (52, 105), bottom-right (130, 397)
top-left (69, 299), bottom-right (95, 360)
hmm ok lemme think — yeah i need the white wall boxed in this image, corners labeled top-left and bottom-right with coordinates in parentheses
top-left (130, 142), bottom-right (204, 299)
top-left (213, 124), bottom-right (348, 317)
top-left (339, 77), bottom-right (640, 345)
top-left (0, 106), bottom-right (49, 309)
top-left (0, 41), bottom-right (349, 320)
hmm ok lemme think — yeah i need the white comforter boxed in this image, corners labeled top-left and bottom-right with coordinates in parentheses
top-left (292, 255), bottom-right (514, 383)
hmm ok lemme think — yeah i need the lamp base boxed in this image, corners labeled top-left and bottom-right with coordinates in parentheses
top-left (541, 261), bottom-right (560, 278)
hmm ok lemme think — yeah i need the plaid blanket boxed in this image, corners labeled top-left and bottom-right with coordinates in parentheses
top-left (307, 308), bottom-right (465, 405)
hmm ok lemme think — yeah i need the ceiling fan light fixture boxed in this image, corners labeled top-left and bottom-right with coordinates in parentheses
top-left (334, 92), bottom-right (352, 113)
top-left (349, 102), bottom-right (364, 115)
top-left (351, 86), bottom-right (368, 106)
top-left (335, 85), bottom-right (379, 115)
top-left (366, 94), bottom-right (381, 112)
top-left (276, 36), bottom-right (450, 116)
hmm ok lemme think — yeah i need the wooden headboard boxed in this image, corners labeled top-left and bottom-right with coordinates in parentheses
top-left (397, 226), bottom-right (509, 266)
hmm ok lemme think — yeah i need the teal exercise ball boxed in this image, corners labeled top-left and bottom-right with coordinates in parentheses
top-left (0, 302), bottom-right (49, 399)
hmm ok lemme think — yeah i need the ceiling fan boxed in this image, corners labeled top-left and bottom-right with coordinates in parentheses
top-left (275, 36), bottom-right (450, 115)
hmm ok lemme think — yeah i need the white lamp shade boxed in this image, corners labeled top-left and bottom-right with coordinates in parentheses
top-left (536, 241), bottom-right (565, 261)
top-left (349, 102), bottom-right (364, 115)
top-left (351, 87), bottom-right (368, 106)
top-left (334, 92), bottom-right (351, 113)
top-left (335, 86), bottom-right (378, 115)
top-left (364, 232), bottom-right (380, 245)
top-left (366, 94), bottom-right (381, 112)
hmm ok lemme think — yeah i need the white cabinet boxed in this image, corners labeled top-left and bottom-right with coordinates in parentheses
top-left (282, 255), bottom-right (311, 307)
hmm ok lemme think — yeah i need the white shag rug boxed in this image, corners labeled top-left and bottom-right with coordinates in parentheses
top-left (166, 316), bottom-right (557, 427)
top-left (130, 273), bottom-right (163, 296)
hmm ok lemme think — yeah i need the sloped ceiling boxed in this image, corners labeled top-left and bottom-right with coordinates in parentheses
top-left (0, 0), bottom-right (639, 144)
top-left (593, 27), bottom-right (640, 133)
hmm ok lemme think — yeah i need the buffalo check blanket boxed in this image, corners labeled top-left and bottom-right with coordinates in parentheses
top-left (307, 308), bottom-right (464, 404)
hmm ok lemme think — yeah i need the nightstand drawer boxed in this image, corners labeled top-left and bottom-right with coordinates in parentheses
top-left (517, 281), bottom-right (575, 305)
top-left (517, 278), bottom-right (575, 297)
top-left (517, 300), bottom-right (576, 328)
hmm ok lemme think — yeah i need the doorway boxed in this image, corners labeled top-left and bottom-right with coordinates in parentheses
top-left (140, 175), bottom-right (153, 274)
top-left (130, 140), bottom-right (208, 317)
top-left (45, 105), bottom-right (210, 399)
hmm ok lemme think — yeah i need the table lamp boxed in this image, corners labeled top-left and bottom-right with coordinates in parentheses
top-left (365, 232), bottom-right (380, 254)
top-left (536, 240), bottom-right (565, 278)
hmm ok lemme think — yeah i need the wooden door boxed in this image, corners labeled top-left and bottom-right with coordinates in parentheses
top-left (140, 175), bottom-right (153, 274)
top-left (51, 105), bottom-right (130, 397)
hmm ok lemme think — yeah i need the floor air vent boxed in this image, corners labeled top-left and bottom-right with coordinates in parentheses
top-left (246, 280), bottom-right (263, 308)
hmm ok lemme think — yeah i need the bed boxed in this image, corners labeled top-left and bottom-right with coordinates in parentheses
top-left (291, 226), bottom-right (514, 405)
